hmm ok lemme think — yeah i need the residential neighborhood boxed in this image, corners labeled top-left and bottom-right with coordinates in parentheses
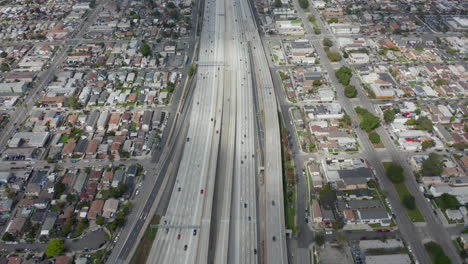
top-left (256, 0), bottom-right (467, 262)
top-left (0, 0), bottom-right (465, 262)
top-left (0, 0), bottom-right (195, 262)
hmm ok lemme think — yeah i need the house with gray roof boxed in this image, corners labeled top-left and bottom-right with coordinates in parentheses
top-left (357, 208), bottom-right (391, 226)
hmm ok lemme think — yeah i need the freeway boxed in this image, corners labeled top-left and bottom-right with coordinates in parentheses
top-left (210, 0), bottom-right (261, 262)
top-left (146, 0), bottom-right (224, 261)
top-left (106, 0), bottom-right (203, 261)
top-left (211, 29), bottom-right (237, 262)
top-left (227, 0), bottom-right (259, 263)
top-left (143, 0), bottom-right (295, 261)
top-left (107, 73), bottom-right (196, 264)
top-left (260, 38), bottom-right (316, 251)
top-left (241, 0), bottom-right (289, 263)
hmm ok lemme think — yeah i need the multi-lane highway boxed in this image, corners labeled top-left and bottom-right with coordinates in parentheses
top-left (146, 0), bottom-right (289, 262)
top-left (239, 0), bottom-right (289, 262)
top-left (227, 0), bottom-right (259, 263)
top-left (210, 1), bottom-right (262, 262)
top-left (146, 0), bottom-right (224, 261)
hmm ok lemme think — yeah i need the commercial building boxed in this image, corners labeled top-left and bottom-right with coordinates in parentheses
top-left (359, 239), bottom-right (404, 251)
top-left (304, 103), bottom-right (344, 120)
top-left (8, 132), bottom-right (49, 148)
top-left (0, 81), bottom-right (29, 95)
top-left (365, 254), bottom-right (411, 264)
top-left (330, 23), bottom-right (360, 34)
top-left (275, 20), bottom-right (305, 35)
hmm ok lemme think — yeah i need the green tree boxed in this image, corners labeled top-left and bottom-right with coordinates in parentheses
top-left (383, 109), bottom-right (395, 123)
top-left (378, 49), bottom-right (388, 55)
top-left (438, 193), bottom-right (460, 209)
top-left (313, 79), bottom-right (322, 86)
top-left (309, 142), bottom-right (315, 151)
top-left (402, 194), bottom-right (416, 210)
top-left (65, 96), bottom-right (80, 110)
top-left (405, 119), bottom-right (416, 125)
top-left (327, 17), bottom-right (338, 23)
top-left (335, 66), bottom-right (352, 85)
top-left (327, 51), bottom-right (342, 62)
top-left (322, 38), bottom-right (333, 47)
top-left (278, 71), bottom-right (288, 80)
top-left (368, 132), bottom-right (381, 144)
top-left (340, 114), bottom-right (352, 126)
top-left (45, 239), bottom-right (65, 257)
top-left (4, 184), bottom-right (16, 199)
top-left (453, 142), bottom-right (468, 151)
top-left (273, 0), bottom-right (282, 7)
top-left (0, 62), bottom-right (10, 72)
top-left (415, 116), bottom-right (433, 131)
top-left (96, 216), bottom-right (105, 226)
top-left (2, 232), bottom-right (14, 241)
top-left (187, 64), bottom-right (196, 77)
top-left (109, 182), bottom-right (126, 198)
top-left (72, 219), bottom-right (89, 238)
top-left (344, 85), bottom-right (357, 98)
top-left (421, 153), bottom-right (444, 176)
top-left (307, 15), bottom-right (316, 23)
top-left (314, 233), bottom-right (325, 246)
top-left (54, 182), bottom-right (66, 199)
top-left (58, 219), bottom-right (73, 238)
top-left (355, 107), bottom-right (381, 131)
top-left (446, 48), bottom-right (457, 54)
top-left (298, 0), bottom-right (309, 9)
top-left (139, 42), bottom-right (151, 57)
top-left (66, 193), bottom-right (76, 203)
top-left (435, 78), bottom-right (447, 86)
top-left (385, 162), bottom-right (404, 183)
top-left (90, 249), bottom-right (107, 264)
top-left (106, 212), bottom-right (126, 233)
top-left (421, 139), bottom-right (435, 150)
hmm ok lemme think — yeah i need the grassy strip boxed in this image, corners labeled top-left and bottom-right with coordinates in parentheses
top-left (285, 189), bottom-right (297, 230)
top-left (424, 241), bottom-right (452, 264)
top-left (382, 162), bottom-right (425, 222)
top-left (368, 130), bottom-right (384, 148)
top-left (279, 115), bottom-right (296, 230)
top-left (130, 215), bottom-right (161, 264)
top-left (393, 182), bottom-right (424, 222)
